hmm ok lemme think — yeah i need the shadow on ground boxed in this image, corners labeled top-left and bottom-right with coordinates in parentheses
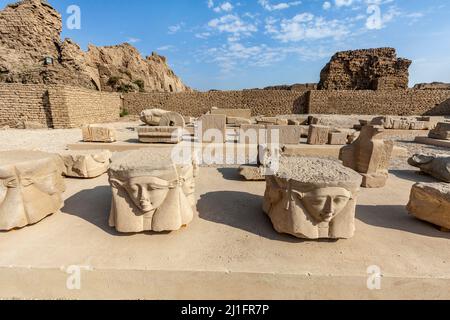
top-left (357, 204), bottom-right (450, 240)
top-left (390, 169), bottom-right (441, 183)
top-left (62, 186), bottom-right (170, 237)
top-left (217, 168), bottom-right (245, 181)
top-left (198, 190), bottom-right (337, 243)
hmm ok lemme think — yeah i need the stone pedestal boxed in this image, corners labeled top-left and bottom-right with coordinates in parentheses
top-left (263, 157), bottom-right (362, 240)
top-left (429, 123), bottom-right (450, 140)
top-left (0, 151), bottom-right (65, 231)
top-left (407, 183), bottom-right (450, 230)
top-left (82, 125), bottom-right (116, 143)
top-left (307, 125), bottom-right (330, 145)
top-left (108, 150), bottom-right (198, 233)
top-left (138, 127), bottom-right (183, 144)
top-left (340, 125), bottom-right (394, 188)
top-left (59, 150), bottom-right (112, 178)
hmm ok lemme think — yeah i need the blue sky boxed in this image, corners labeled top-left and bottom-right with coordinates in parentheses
top-left (2, 0), bottom-right (450, 91)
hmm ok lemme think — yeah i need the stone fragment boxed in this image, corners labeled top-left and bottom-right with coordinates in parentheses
top-left (227, 117), bottom-right (253, 126)
top-left (159, 112), bottom-right (186, 128)
top-left (137, 126), bottom-right (183, 144)
top-left (82, 125), bottom-right (117, 143)
top-left (210, 108), bottom-right (252, 119)
top-left (267, 125), bottom-right (303, 145)
top-left (256, 117), bottom-right (289, 126)
top-left (140, 109), bottom-right (169, 126)
top-left (409, 121), bottom-right (427, 130)
top-left (239, 125), bottom-right (266, 145)
top-left (59, 150), bottom-right (112, 178)
top-left (0, 151), bottom-right (65, 231)
top-left (239, 165), bottom-right (265, 181)
top-left (263, 157), bottom-right (362, 239)
top-left (108, 149), bottom-right (198, 233)
top-left (340, 125), bottom-right (394, 188)
top-left (429, 123), bottom-right (450, 140)
top-left (197, 114), bottom-right (227, 143)
top-left (407, 183), bottom-right (450, 230)
top-left (392, 119), bottom-right (411, 130)
top-left (307, 125), bottom-right (330, 145)
top-left (328, 132), bottom-right (348, 145)
top-left (408, 154), bottom-right (450, 182)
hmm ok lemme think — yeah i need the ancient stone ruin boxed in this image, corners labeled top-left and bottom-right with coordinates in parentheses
top-left (0, 0), bottom-right (189, 93)
top-left (318, 48), bottom-right (412, 90)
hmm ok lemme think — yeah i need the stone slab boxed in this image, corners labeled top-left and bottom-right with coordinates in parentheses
top-left (210, 108), bottom-right (252, 119)
top-left (414, 137), bottom-right (450, 148)
top-left (0, 169), bottom-right (449, 299)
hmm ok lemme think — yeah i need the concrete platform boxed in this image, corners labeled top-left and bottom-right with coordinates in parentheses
top-left (414, 136), bottom-right (450, 148)
top-left (0, 168), bottom-right (449, 300)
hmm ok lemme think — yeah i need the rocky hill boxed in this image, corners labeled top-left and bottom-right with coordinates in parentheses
top-left (0, 0), bottom-right (190, 92)
top-left (413, 82), bottom-right (450, 90)
top-left (319, 48), bottom-right (411, 90)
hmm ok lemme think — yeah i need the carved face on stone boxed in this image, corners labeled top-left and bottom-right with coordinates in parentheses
top-left (292, 187), bottom-right (352, 223)
top-left (111, 168), bottom-right (178, 213)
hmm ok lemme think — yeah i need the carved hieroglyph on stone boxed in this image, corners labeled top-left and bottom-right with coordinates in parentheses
top-left (340, 125), bottom-right (394, 188)
top-left (407, 183), bottom-right (450, 230)
top-left (159, 112), bottom-right (186, 128)
top-left (140, 109), bottom-right (169, 126)
top-left (408, 154), bottom-right (450, 183)
top-left (263, 157), bottom-right (362, 239)
top-left (59, 150), bottom-right (112, 178)
top-left (0, 151), bottom-right (65, 231)
top-left (137, 127), bottom-right (183, 144)
top-left (108, 150), bottom-right (198, 233)
top-left (429, 123), bottom-right (450, 140)
top-left (82, 125), bottom-right (117, 143)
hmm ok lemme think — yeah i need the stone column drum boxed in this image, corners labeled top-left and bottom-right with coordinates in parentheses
top-left (108, 150), bottom-right (198, 233)
top-left (263, 157), bottom-right (362, 240)
top-left (0, 151), bottom-right (65, 231)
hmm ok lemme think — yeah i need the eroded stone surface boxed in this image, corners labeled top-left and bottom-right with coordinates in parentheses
top-left (263, 157), bottom-right (362, 239)
top-left (408, 154), bottom-right (450, 182)
top-left (140, 109), bottom-right (169, 126)
top-left (429, 123), bottom-right (450, 140)
top-left (307, 125), bottom-right (330, 145)
top-left (159, 112), bottom-right (185, 128)
top-left (59, 150), bottom-right (112, 178)
top-left (137, 126), bottom-right (183, 144)
top-left (340, 125), bottom-right (394, 188)
top-left (108, 149), bottom-right (198, 233)
top-left (197, 114), bottom-right (227, 143)
top-left (239, 165), bottom-right (265, 181)
top-left (82, 125), bottom-right (116, 143)
top-left (0, 150), bottom-right (65, 231)
top-left (210, 109), bottom-right (251, 119)
top-left (407, 183), bottom-right (450, 229)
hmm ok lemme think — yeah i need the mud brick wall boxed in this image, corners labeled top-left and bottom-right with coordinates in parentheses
top-left (123, 90), bottom-right (309, 117)
top-left (307, 90), bottom-right (450, 116)
top-left (54, 86), bottom-right (121, 128)
top-left (0, 83), bottom-right (51, 127)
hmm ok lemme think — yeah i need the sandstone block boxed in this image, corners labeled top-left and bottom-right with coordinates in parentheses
top-left (328, 132), bottom-right (348, 145)
top-left (239, 165), bottom-right (265, 181)
top-left (239, 125), bottom-right (266, 145)
top-left (227, 117), bottom-right (253, 126)
top-left (407, 183), bottom-right (450, 230)
top-left (267, 125), bottom-right (303, 145)
top-left (138, 126), bottom-right (183, 144)
top-left (140, 109), bottom-right (169, 126)
top-left (82, 125), bottom-right (117, 143)
top-left (0, 151), bottom-right (65, 231)
top-left (263, 157), bottom-right (362, 239)
top-left (108, 149), bottom-right (198, 233)
top-left (59, 150), bottom-right (112, 178)
top-left (409, 121), bottom-right (427, 130)
top-left (256, 117), bottom-right (289, 126)
top-left (197, 114), bottom-right (227, 143)
top-left (408, 154), bottom-right (450, 182)
top-left (429, 123), bottom-right (450, 140)
top-left (340, 125), bottom-right (393, 188)
top-left (210, 108), bottom-right (251, 119)
top-left (307, 125), bottom-right (330, 145)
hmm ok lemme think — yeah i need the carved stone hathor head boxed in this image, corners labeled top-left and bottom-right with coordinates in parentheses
top-left (263, 157), bottom-right (362, 240)
top-left (0, 151), bottom-right (65, 231)
top-left (108, 150), bottom-right (197, 233)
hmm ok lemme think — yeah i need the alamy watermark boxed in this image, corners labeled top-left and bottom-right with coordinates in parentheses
top-left (66, 5), bottom-right (81, 30)
top-left (62, 265), bottom-right (92, 290)
top-left (367, 265), bottom-right (382, 290)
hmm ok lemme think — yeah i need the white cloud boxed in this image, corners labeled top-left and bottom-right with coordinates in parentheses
top-left (126, 37), bottom-right (141, 43)
top-left (335, 0), bottom-right (353, 7)
top-left (323, 2), bottom-right (332, 10)
top-left (168, 23), bottom-right (185, 34)
top-left (214, 2), bottom-right (234, 13)
top-left (157, 45), bottom-right (175, 51)
top-left (267, 13), bottom-right (350, 42)
top-left (208, 14), bottom-right (257, 38)
top-left (258, 0), bottom-right (302, 11)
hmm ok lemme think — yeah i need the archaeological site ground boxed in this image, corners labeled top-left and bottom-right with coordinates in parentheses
top-left (0, 0), bottom-right (449, 304)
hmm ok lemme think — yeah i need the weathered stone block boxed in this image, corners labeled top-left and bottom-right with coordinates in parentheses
top-left (140, 109), bottom-right (169, 126)
top-left (211, 108), bottom-right (252, 119)
top-left (159, 112), bottom-right (186, 128)
top-left (267, 125), bottom-right (303, 145)
top-left (407, 183), bottom-right (450, 230)
top-left (138, 126), bottom-right (183, 144)
top-left (328, 132), bottom-right (348, 145)
top-left (82, 125), bottom-right (117, 143)
top-left (408, 154), bottom-right (450, 182)
top-left (239, 165), bottom-right (265, 181)
top-left (59, 150), bottom-right (112, 178)
top-left (307, 125), bottom-right (330, 145)
top-left (197, 114), bottom-right (227, 143)
top-left (429, 122), bottom-right (450, 140)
